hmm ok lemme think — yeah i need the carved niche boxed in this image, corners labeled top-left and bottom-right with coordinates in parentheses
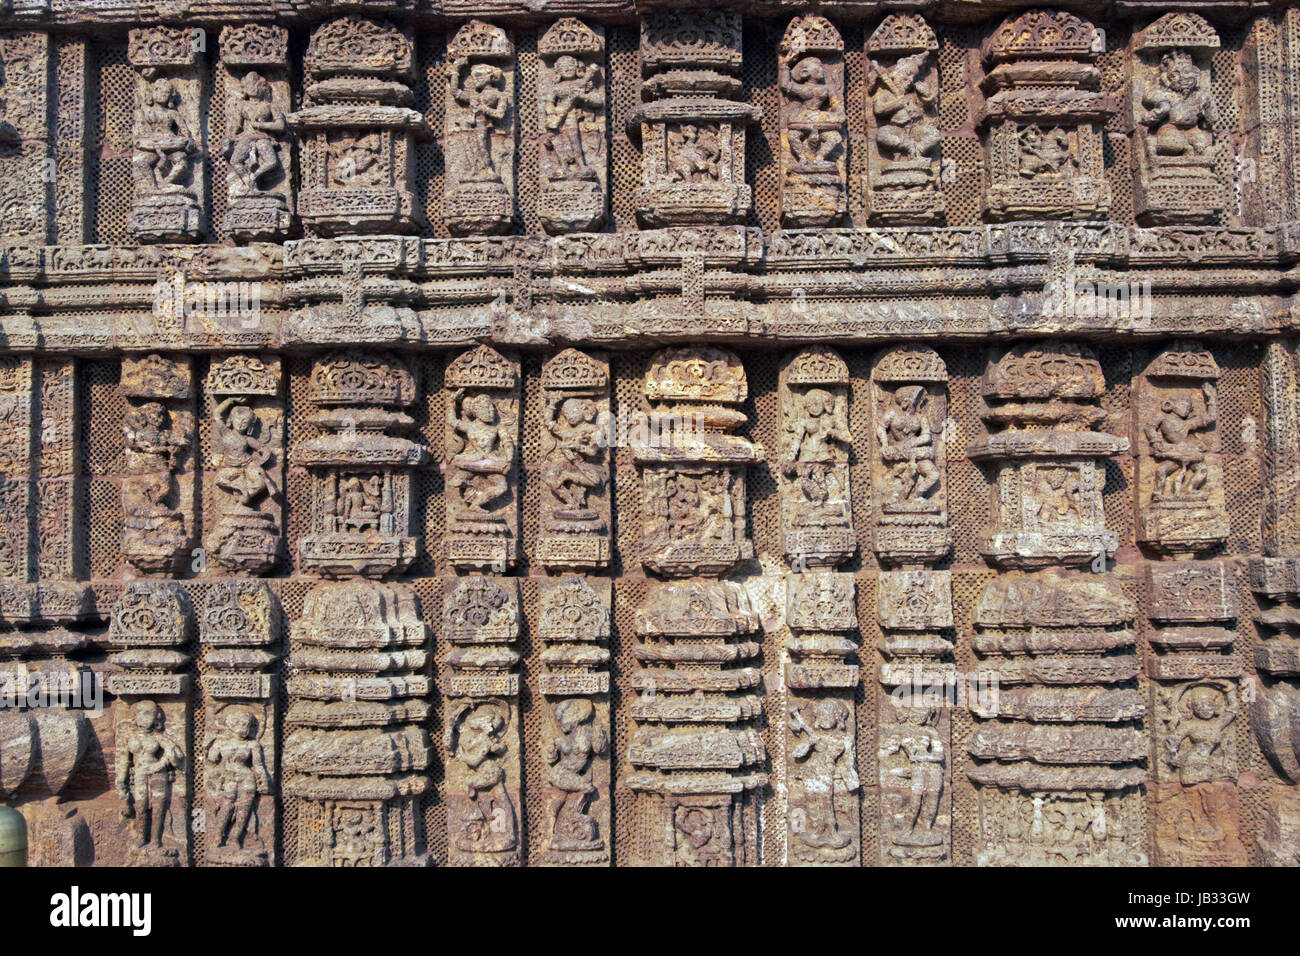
top-left (634, 347), bottom-right (762, 578)
top-left (203, 355), bottom-right (284, 575)
top-left (285, 580), bottom-right (431, 866)
top-left (869, 344), bottom-right (951, 566)
top-left (108, 581), bottom-right (194, 866)
top-left (219, 24), bottom-right (294, 241)
top-left (865, 14), bottom-right (945, 225)
top-left (1131, 13), bottom-right (1226, 226)
top-left (442, 576), bottom-right (522, 867)
top-left (632, 11), bottom-right (759, 227)
top-left (290, 17), bottom-right (429, 236)
top-left (979, 10), bottom-right (1113, 221)
top-left (778, 346), bottom-right (855, 569)
top-left (537, 577), bottom-right (611, 865)
top-left (629, 580), bottom-right (766, 866)
top-left (294, 352), bottom-right (425, 578)
top-left (1136, 341), bottom-right (1228, 556)
top-left (443, 345), bottom-right (520, 572)
top-left (128, 27), bottom-right (206, 242)
top-left (537, 349), bottom-right (610, 572)
top-left (538, 19), bottom-right (607, 234)
top-left (121, 354), bottom-right (196, 575)
top-left (444, 21), bottom-right (516, 236)
top-left (778, 16), bottom-right (847, 229)
top-left (200, 581), bottom-right (280, 866)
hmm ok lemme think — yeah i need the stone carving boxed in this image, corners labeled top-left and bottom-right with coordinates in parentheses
top-left (538, 19), bottom-right (606, 234)
top-left (866, 15), bottom-right (944, 225)
top-left (294, 352), bottom-right (424, 578)
top-left (980, 10), bottom-right (1113, 220)
top-left (778, 16), bottom-right (846, 228)
top-left (290, 17), bottom-right (429, 236)
top-left (1248, 559), bottom-right (1300, 784)
top-left (633, 11), bottom-right (758, 227)
top-left (442, 576), bottom-right (522, 867)
top-left (629, 580), bottom-right (765, 866)
top-left (870, 345), bottom-right (951, 565)
top-left (538, 577), bottom-right (611, 865)
top-left (285, 580), bottom-right (430, 866)
top-left (1131, 14), bottom-right (1226, 225)
top-left (444, 21), bottom-right (516, 236)
top-left (204, 355), bottom-right (283, 575)
top-left (537, 349), bottom-right (610, 571)
top-left (109, 581), bottom-right (194, 866)
top-left (201, 581), bottom-right (280, 866)
top-left (1137, 342), bottom-right (1228, 556)
top-left (219, 25), bottom-right (293, 241)
top-left (121, 354), bottom-right (195, 575)
top-left (634, 347), bottom-right (762, 578)
top-left (778, 346), bottom-right (854, 569)
top-left (128, 27), bottom-right (205, 242)
top-left (443, 346), bottom-right (519, 572)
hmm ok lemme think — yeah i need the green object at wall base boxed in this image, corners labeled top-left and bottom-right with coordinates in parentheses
top-left (0, 804), bottom-right (28, 867)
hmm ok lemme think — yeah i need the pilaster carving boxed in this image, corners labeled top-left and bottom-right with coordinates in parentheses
top-left (1130, 13), bottom-right (1226, 226)
top-left (121, 354), bottom-right (196, 575)
top-left (128, 26), bottom-right (206, 242)
top-left (538, 19), bottom-right (606, 234)
top-left (442, 576), bottom-right (522, 867)
top-left (865, 15), bottom-right (944, 225)
top-left (200, 581), bottom-right (280, 866)
top-left (285, 580), bottom-right (431, 866)
top-left (778, 16), bottom-right (847, 228)
top-left (294, 352), bottom-right (424, 579)
top-left (108, 581), bottom-right (194, 866)
top-left (444, 20), bottom-right (516, 236)
top-left (979, 10), bottom-right (1113, 221)
top-left (537, 576), bottom-right (611, 865)
top-left (204, 354), bottom-right (284, 575)
top-left (290, 17), bottom-right (429, 236)
top-left (537, 349), bottom-right (610, 572)
top-left (1136, 342), bottom-right (1228, 556)
top-left (969, 342), bottom-right (1144, 866)
top-left (443, 345), bottom-right (519, 572)
top-left (219, 24), bottom-right (293, 241)
top-left (632, 11), bottom-right (758, 227)
top-left (0, 32), bottom-right (52, 244)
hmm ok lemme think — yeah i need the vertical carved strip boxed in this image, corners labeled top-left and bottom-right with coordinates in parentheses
top-left (442, 576), bottom-right (523, 867)
top-left (444, 21), bottom-right (515, 236)
top-left (778, 346), bottom-right (858, 864)
top-left (536, 349), bottom-right (610, 572)
top-left (870, 344), bottom-right (952, 865)
top-left (968, 343), bottom-right (1145, 866)
top-left (629, 347), bottom-right (766, 866)
top-left (0, 31), bottom-right (51, 245)
top-left (219, 24), bottom-right (293, 242)
top-left (203, 354), bottom-right (284, 575)
top-left (778, 16), bottom-right (847, 228)
top-left (53, 37), bottom-right (88, 245)
top-left (34, 360), bottom-right (78, 583)
top-left (865, 15), bottom-right (944, 225)
top-left (0, 357), bottom-right (34, 584)
top-left (538, 19), bottom-right (607, 234)
top-left (200, 581), bottom-right (280, 866)
top-left (127, 26), bottom-right (206, 242)
top-left (537, 577), bottom-right (611, 865)
top-left (108, 582), bottom-right (194, 866)
top-left (443, 345), bottom-right (519, 573)
top-left (121, 354), bottom-right (195, 576)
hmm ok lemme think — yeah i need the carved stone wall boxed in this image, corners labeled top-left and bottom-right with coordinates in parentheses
top-left (0, 1), bottom-right (1296, 869)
